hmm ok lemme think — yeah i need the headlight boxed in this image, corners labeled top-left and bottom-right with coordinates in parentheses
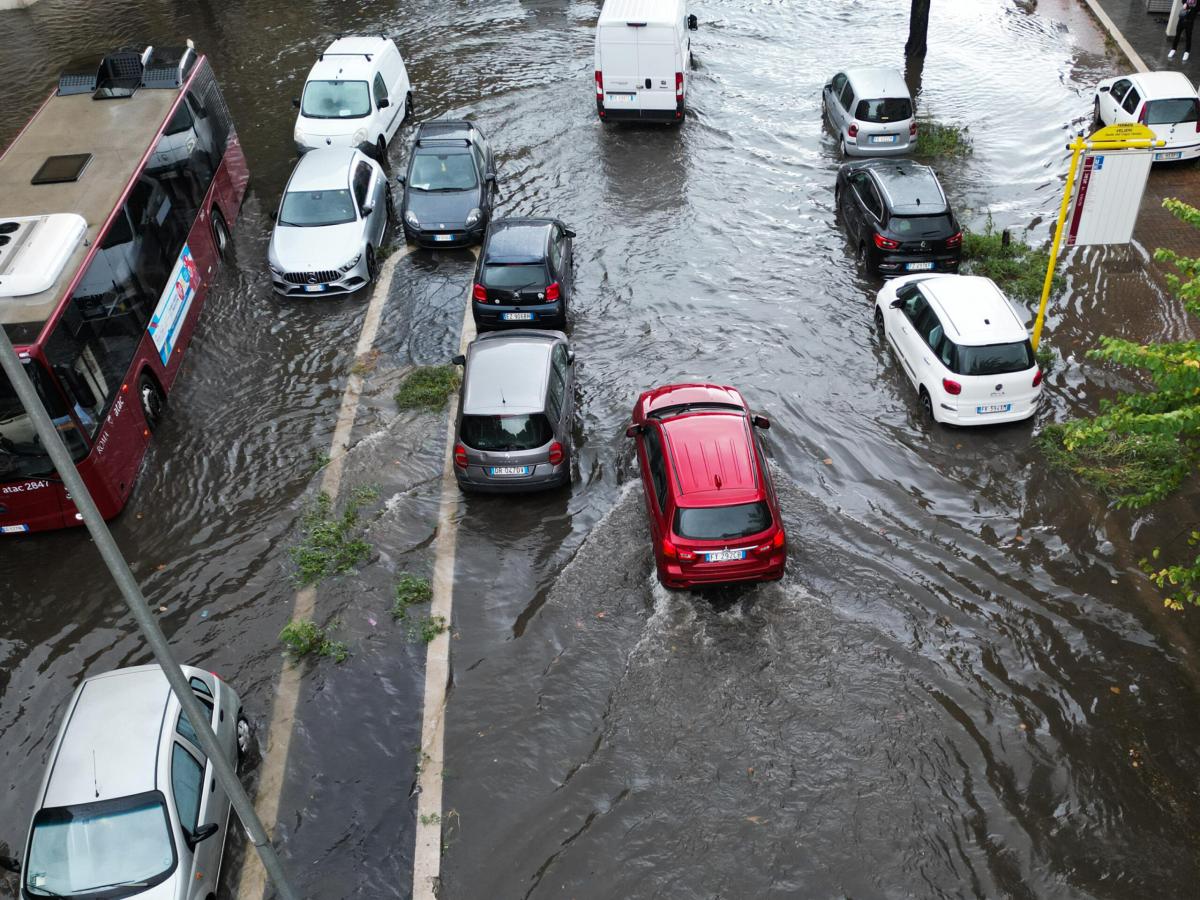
top-left (339, 253), bottom-right (362, 273)
top-left (465, 207), bottom-right (482, 227)
top-left (404, 209), bottom-right (419, 228)
top-left (353, 128), bottom-right (368, 146)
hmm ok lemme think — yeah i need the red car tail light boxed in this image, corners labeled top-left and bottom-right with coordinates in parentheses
top-left (662, 538), bottom-right (678, 560)
top-left (676, 72), bottom-right (684, 100)
top-left (910, 121), bottom-right (918, 137)
top-left (596, 70), bottom-right (604, 98)
top-left (453, 444), bottom-right (468, 468)
top-left (548, 441), bottom-right (564, 466)
top-left (873, 233), bottom-right (900, 250)
top-left (472, 283), bottom-right (487, 302)
top-left (545, 282), bottom-right (561, 301)
top-left (1032, 368), bottom-right (1043, 388)
top-left (756, 529), bottom-right (786, 555)
top-left (848, 123), bottom-right (859, 138)
top-left (945, 231), bottom-right (963, 248)
top-left (942, 378), bottom-right (962, 395)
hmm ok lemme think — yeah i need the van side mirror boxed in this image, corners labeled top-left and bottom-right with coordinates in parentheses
top-left (269, 210), bottom-right (277, 222)
top-left (378, 97), bottom-right (390, 109)
top-left (485, 172), bottom-right (497, 183)
top-left (625, 424), bottom-right (643, 438)
top-left (563, 229), bottom-right (576, 239)
top-left (687, 13), bottom-right (698, 30)
top-left (752, 415), bottom-right (771, 430)
top-left (1098, 85), bottom-right (1110, 93)
top-left (566, 349), bottom-right (575, 364)
top-left (450, 354), bottom-right (466, 367)
top-left (395, 173), bottom-right (406, 185)
top-left (0, 856), bottom-right (20, 874)
top-left (187, 823), bottom-right (219, 849)
top-left (292, 97), bottom-right (301, 109)
top-left (889, 298), bottom-right (904, 309)
top-left (361, 203), bottom-right (374, 216)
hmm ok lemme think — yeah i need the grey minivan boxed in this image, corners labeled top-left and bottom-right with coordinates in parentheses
top-left (451, 330), bottom-right (574, 493)
top-left (823, 67), bottom-right (916, 157)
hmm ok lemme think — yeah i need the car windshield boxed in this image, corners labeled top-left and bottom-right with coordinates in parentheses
top-left (675, 502), bottom-right (773, 541)
top-left (1, 361), bottom-right (88, 482)
top-left (25, 795), bottom-right (174, 899)
top-left (279, 189), bottom-right (356, 227)
top-left (482, 263), bottom-right (547, 290)
top-left (955, 340), bottom-right (1034, 376)
top-left (890, 213), bottom-right (954, 237)
top-left (408, 152), bottom-right (478, 191)
top-left (300, 80), bottom-right (370, 119)
top-left (461, 414), bottom-right (552, 451)
top-left (856, 97), bottom-right (913, 122)
top-left (1144, 98), bottom-right (1200, 125)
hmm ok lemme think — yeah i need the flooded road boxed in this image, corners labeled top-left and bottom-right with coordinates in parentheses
top-left (2, 0), bottom-right (1200, 898)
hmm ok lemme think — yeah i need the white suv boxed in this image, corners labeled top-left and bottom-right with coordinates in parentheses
top-left (11, 665), bottom-right (249, 900)
top-left (1093, 71), bottom-right (1200, 162)
top-left (874, 274), bottom-right (1042, 426)
top-left (293, 36), bottom-right (412, 159)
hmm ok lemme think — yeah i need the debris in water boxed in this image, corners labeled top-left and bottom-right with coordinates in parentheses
top-left (199, 610), bottom-right (209, 619)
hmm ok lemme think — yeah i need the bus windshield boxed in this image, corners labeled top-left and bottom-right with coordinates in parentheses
top-left (0, 361), bottom-right (87, 481)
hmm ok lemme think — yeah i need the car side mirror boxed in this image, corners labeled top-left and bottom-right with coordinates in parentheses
top-left (395, 174), bottom-right (406, 185)
top-left (825, 82), bottom-right (832, 91)
top-left (566, 349), bottom-right (575, 364)
top-left (687, 13), bottom-right (698, 30)
top-left (187, 823), bottom-right (219, 849)
top-left (292, 97), bottom-right (301, 109)
top-left (378, 97), bottom-right (390, 109)
top-left (563, 229), bottom-right (576, 239)
top-left (1098, 85), bottom-right (1110, 93)
top-left (625, 424), bottom-right (643, 438)
top-left (0, 856), bottom-right (20, 874)
top-left (269, 210), bottom-right (277, 222)
top-left (485, 172), bottom-right (497, 183)
top-left (752, 415), bottom-right (771, 430)
top-left (450, 354), bottom-right (466, 367)
top-left (889, 298), bottom-right (904, 309)
top-left (361, 203), bottom-right (374, 216)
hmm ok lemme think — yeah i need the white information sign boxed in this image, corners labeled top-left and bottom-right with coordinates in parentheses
top-left (1064, 148), bottom-right (1153, 248)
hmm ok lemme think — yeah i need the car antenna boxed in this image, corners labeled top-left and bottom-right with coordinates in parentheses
top-left (92, 749), bottom-right (100, 798)
top-left (714, 474), bottom-right (722, 489)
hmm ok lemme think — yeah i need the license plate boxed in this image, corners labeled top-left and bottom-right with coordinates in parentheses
top-left (606, 93), bottom-right (636, 104)
top-left (1, 525), bottom-right (30, 534)
top-left (705, 549), bottom-right (746, 563)
top-left (976, 403), bottom-right (1012, 414)
top-left (489, 466), bottom-right (530, 476)
top-left (871, 134), bottom-right (898, 144)
top-left (433, 234), bottom-right (455, 242)
top-left (502, 312), bottom-right (534, 321)
top-left (1155, 151), bottom-right (1182, 161)
top-left (905, 261), bottom-right (934, 271)
top-left (303, 284), bottom-right (325, 293)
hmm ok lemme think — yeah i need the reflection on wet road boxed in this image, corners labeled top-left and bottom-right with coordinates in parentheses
top-left (2, 1), bottom-right (1200, 898)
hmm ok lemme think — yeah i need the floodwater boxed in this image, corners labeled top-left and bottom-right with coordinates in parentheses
top-left (2, 1), bottom-right (1200, 899)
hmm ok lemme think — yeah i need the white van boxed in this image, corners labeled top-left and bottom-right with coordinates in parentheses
top-left (293, 36), bottom-right (412, 159)
top-left (595, 0), bottom-right (698, 123)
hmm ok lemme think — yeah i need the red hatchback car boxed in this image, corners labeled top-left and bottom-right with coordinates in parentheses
top-left (626, 384), bottom-right (787, 589)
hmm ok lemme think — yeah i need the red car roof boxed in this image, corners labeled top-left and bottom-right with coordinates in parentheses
top-left (661, 412), bottom-right (760, 507)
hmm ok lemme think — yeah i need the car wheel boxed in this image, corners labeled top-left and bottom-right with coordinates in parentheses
top-left (385, 186), bottom-right (395, 228)
top-left (366, 244), bottom-right (378, 283)
top-left (919, 387), bottom-right (935, 422)
top-left (376, 136), bottom-right (389, 168)
top-left (1092, 99), bottom-right (1103, 132)
top-left (211, 209), bottom-right (231, 262)
top-left (874, 307), bottom-right (885, 335)
top-left (139, 374), bottom-right (165, 432)
top-left (856, 242), bottom-right (868, 270)
top-left (236, 713), bottom-right (255, 771)
top-left (841, 137), bottom-right (849, 157)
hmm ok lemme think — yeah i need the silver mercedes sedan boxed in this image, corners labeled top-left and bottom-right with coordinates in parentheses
top-left (268, 147), bottom-right (390, 298)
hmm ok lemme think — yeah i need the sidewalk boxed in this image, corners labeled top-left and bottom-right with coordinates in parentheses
top-left (1085, 0), bottom-right (1200, 262)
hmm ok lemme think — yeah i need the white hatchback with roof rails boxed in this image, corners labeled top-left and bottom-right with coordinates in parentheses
top-left (7, 665), bottom-right (249, 900)
top-left (875, 274), bottom-right (1042, 426)
top-left (1093, 71), bottom-right (1200, 162)
top-left (293, 36), bottom-right (412, 159)
top-left (824, 67), bottom-right (916, 157)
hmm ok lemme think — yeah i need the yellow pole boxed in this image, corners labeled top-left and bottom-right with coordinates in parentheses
top-left (1032, 135), bottom-right (1086, 351)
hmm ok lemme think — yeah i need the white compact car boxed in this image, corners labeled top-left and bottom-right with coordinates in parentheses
top-left (293, 35), bottom-right (412, 158)
top-left (874, 274), bottom-right (1042, 426)
top-left (594, 0), bottom-right (698, 124)
top-left (268, 147), bottom-right (390, 297)
top-left (824, 67), bottom-right (916, 157)
top-left (1093, 71), bottom-right (1200, 162)
top-left (11, 665), bottom-right (249, 900)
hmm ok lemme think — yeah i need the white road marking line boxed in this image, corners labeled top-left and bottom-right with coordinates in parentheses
top-left (413, 273), bottom-right (478, 899)
top-left (236, 243), bottom-right (414, 899)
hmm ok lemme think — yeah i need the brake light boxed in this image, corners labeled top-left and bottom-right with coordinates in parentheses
top-left (472, 283), bottom-right (486, 302)
top-left (1032, 368), bottom-right (1043, 388)
top-left (545, 282), bottom-right (561, 301)
top-left (873, 233), bottom-right (900, 250)
top-left (453, 444), bottom-right (468, 468)
top-left (675, 72), bottom-right (684, 100)
top-left (848, 123), bottom-right (858, 138)
top-left (946, 231), bottom-right (963, 248)
top-left (942, 378), bottom-right (962, 395)
top-left (662, 538), bottom-right (677, 560)
top-left (910, 121), bottom-right (918, 137)
top-left (548, 441), bottom-right (564, 466)
top-left (596, 70), bottom-right (603, 98)
top-left (756, 529), bottom-right (786, 554)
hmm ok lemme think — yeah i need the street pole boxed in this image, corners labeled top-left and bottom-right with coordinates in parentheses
top-left (0, 330), bottom-right (302, 900)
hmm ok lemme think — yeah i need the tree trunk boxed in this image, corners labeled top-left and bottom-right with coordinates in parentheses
top-left (906, 0), bottom-right (931, 58)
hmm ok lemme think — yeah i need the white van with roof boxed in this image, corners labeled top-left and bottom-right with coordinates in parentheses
top-left (595, 0), bottom-right (698, 123)
top-left (1093, 71), bottom-right (1200, 162)
top-left (824, 67), bottom-right (916, 157)
top-left (293, 36), bottom-right (412, 159)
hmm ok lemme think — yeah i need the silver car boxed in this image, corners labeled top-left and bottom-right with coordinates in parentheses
top-left (268, 147), bottom-right (390, 297)
top-left (451, 330), bottom-right (574, 493)
top-left (9, 665), bottom-right (249, 900)
top-left (823, 67), bottom-right (916, 157)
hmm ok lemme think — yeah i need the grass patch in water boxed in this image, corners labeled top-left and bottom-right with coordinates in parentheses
top-left (395, 365), bottom-right (460, 412)
top-left (392, 572), bottom-right (433, 620)
top-left (408, 614), bottom-right (448, 644)
top-left (279, 619), bottom-right (349, 663)
top-left (961, 221), bottom-right (1062, 303)
top-left (914, 120), bottom-right (973, 159)
top-left (1037, 426), bottom-right (1192, 507)
top-left (289, 491), bottom-right (372, 585)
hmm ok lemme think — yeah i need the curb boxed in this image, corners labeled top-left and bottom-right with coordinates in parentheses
top-left (1078, 0), bottom-right (1150, 73)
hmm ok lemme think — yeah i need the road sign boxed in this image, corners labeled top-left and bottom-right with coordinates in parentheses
top-left (1064, 147), bottom-right (1153, 247)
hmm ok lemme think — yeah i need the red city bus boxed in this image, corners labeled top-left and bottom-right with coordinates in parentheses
top-left (0, 44), bottom-right (249, 533)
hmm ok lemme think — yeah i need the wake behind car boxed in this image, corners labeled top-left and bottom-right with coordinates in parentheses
top-left (874, 274), bottom-right (1042, 426)
top-left (268, 147), bottom-right (390, 297)
top-left (1093, 71), bottom-right (1200, 162)
top-left (451, 330), bottom-right (574, 493)
top-left (823, 67), bottom-right (916, 157)
top-left (293, 36), bottom-right (412, 158)
top-left (398, 120), bottom-right (496, 247)
top-left (836, 158), bottom-right (962, 277)
top-left (472, 218), bottom-right (575, 330)
top-left (11, 665), bottom-right (250, 900)
top-left (626, 384), bottom-right (787, 589)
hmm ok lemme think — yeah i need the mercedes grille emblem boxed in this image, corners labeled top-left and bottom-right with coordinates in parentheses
top-left (307, 273), bottom-right (318, 284)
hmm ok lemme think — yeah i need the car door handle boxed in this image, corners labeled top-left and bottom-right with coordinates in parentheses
top-left (211, 777), bottom-right (216, 793)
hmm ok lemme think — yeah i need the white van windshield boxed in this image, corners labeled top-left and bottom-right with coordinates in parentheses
top-left (301, 80), bottom-right (371, 119)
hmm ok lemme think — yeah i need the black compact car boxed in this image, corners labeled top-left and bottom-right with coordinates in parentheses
top-left (835, 159), bottom-right (962, 277)
top-left (472, 218), bottom-right (575, 331)
top-left (398, 120), bottom-right (496, 247)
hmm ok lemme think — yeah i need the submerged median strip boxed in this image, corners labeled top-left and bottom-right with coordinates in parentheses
top-left (395, 365), bottom-right (461, 412)
top-left (961, 219), bottom-right (1063, 304)
top-left (289, 487), bottom-right (378, 586)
